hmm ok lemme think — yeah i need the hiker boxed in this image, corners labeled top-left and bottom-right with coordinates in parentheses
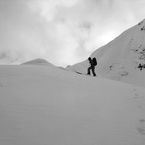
top-left (138, 63), bottom-right (143, 70)
top-left (87, 57), bottom-right (97, 76)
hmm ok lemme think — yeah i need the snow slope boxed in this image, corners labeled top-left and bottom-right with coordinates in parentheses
top-left (67, 19), bottom-right (145, 88)
top-left (0, 65), bottom-right (145, 145)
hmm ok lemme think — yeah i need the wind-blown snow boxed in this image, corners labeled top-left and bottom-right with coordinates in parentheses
top-left (0, 65), bottom-right (145, 145)
top-left (67, 19), bottom-right (145, 88)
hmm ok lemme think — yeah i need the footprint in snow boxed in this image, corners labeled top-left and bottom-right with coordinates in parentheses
top-left (137, 119), bottom-right (145, 135)
top-left (0, 82), bottom-right (3, 87)
top-left (132, 85), bottom-right (145, 109)
top-left (132, 85), bottom-right (145, 99)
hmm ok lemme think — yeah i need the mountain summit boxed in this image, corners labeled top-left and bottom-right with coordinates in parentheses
top-left (67, 19), bottom-right (145, 87)
top-left (22, 58), bottom-right (54, 66)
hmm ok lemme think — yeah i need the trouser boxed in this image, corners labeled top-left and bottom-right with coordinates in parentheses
top-left (87, 66), bottom-right (96, 76)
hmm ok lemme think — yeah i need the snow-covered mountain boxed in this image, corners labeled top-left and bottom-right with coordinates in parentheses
top-left (22, 58), bottom-right (54, 66)
top-left (0, 64), bottom-right (145, 145)
top-left (1, 19), bottom-right (145, 145)
top-left (67, 19), bottom-right (145, 88)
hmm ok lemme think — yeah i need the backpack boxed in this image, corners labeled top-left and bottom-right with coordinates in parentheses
top-left (92, 57), bottom-right (97, 66)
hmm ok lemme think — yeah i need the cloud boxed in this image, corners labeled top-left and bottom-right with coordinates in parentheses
top-left (28, 0), bottom-right (79, 21)
top-left (0, 0), bottom-right (145, 66)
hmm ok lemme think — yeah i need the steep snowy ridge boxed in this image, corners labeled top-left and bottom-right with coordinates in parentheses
top-left (67, 19), bottom-right (145, 88)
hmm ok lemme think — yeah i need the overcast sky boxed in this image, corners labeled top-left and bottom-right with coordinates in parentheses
top-left (0, 0), bottom-right (145, 67)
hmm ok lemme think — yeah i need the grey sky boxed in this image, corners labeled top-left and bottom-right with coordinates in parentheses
top-left (0, 0), bottom-right (145, 66)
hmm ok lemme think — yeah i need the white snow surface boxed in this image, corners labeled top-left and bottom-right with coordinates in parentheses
top-left (67, 19), bottom-right (145, 88)
top-left (0, 65), bottom-right (145, 145)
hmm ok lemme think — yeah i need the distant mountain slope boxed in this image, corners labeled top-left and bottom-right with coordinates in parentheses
top-left (22, 58), bottom-right (54, 66)
top-left (67, 19), bottom-right (145, 87)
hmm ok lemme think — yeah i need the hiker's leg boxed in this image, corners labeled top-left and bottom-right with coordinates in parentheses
top-left (92, 67), bottom-right (96, 76)
top-left (87, 67), bottom-right (91, 75)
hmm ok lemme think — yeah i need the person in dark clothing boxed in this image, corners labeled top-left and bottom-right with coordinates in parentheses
top-left (87, 57), bottom-right (97, 76)
top-left (138, 63), bottom-right (143, 70)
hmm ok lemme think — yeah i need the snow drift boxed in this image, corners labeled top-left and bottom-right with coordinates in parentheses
top-left (0, 64), bottom-right (145, 145)
top-left (67, 19), bottom-right (145, 88)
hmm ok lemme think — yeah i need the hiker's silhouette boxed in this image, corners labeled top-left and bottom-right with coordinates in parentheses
top-left (138, 63), bottom-right (145, 70)
top-left (87, 57), bottom-right (97, 76)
